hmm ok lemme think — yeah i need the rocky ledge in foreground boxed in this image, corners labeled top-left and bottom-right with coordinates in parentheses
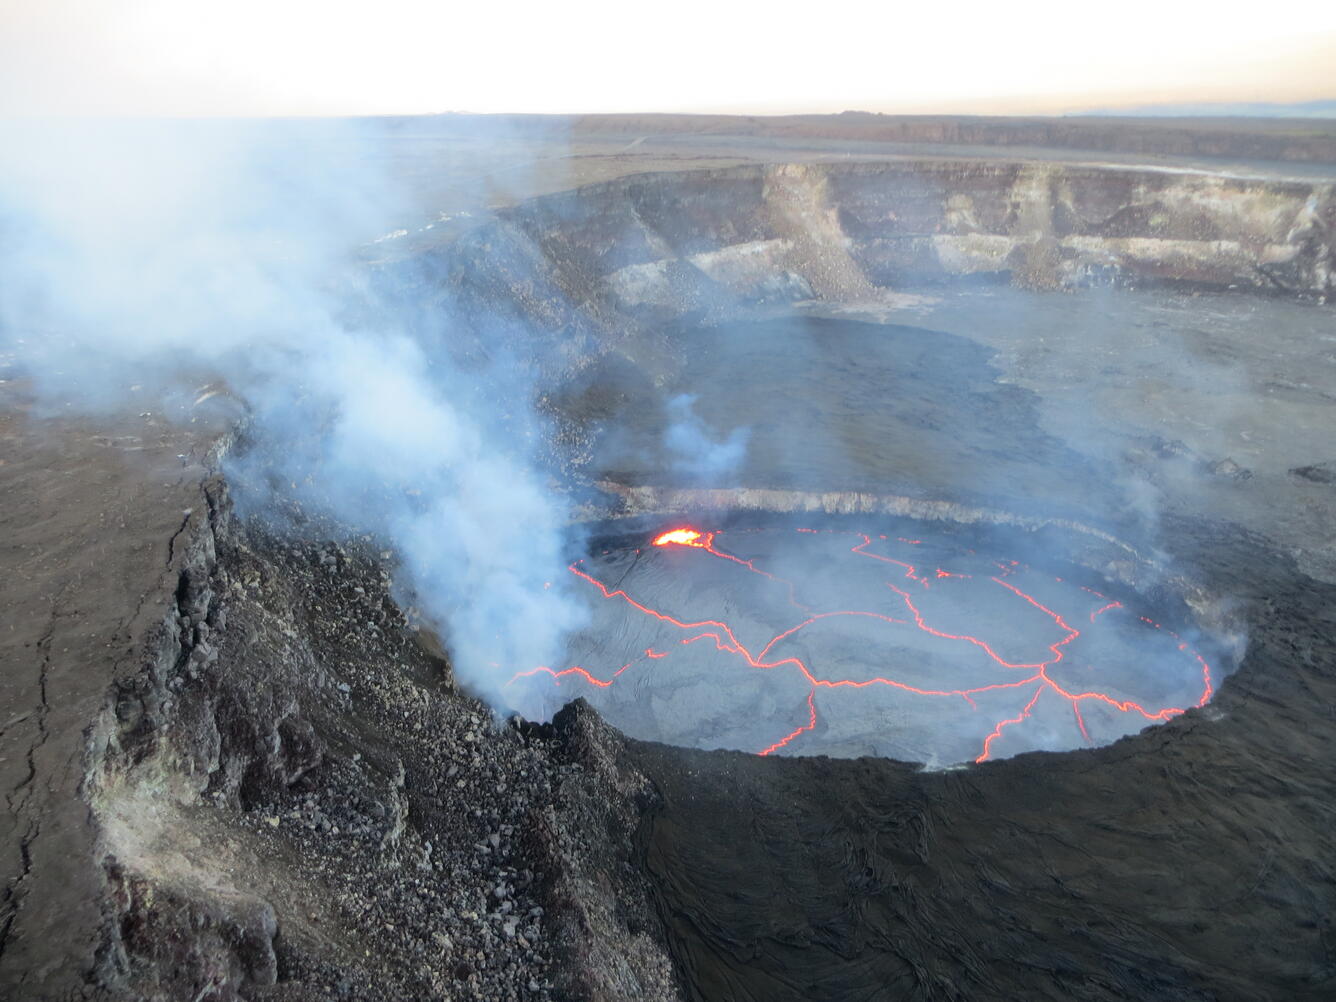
top-left (1, 448), bottom-right (678, 1001)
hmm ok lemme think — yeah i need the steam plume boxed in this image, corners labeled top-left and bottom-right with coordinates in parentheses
top-left (0, 117), bottom-right (586, 703)
top-left (664, 392), bottom-right (750, 480)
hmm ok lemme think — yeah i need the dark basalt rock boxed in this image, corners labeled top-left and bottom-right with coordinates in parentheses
top-left (1291, 462), bottom-right (1336, 485)
top-left (525, 699), bottom-right (682, 1002)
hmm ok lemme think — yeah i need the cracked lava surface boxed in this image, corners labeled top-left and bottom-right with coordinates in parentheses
top-left (506, 527), bottom-right (1216, 764)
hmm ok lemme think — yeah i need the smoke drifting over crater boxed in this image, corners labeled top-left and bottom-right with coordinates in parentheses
top-left (0, 118), bottom-right (587, 704)
top-left (664, 393), bottom-right (750, 481)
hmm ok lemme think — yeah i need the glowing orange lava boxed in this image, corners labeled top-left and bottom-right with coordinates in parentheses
top-left (653, 527), bottom-right (706, 547)
top-left (508, 527), bottom-right (1215, 764)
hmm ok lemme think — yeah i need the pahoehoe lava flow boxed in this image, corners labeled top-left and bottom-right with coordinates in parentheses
top-left (506, 526), bottom-right (1216, 764)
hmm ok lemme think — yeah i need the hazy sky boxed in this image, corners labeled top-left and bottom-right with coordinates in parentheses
top-left (2, 0), bottom-right (1333, 117)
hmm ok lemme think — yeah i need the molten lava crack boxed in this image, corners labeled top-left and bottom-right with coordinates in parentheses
top-left (508, 527), bottom-right (1214, 763)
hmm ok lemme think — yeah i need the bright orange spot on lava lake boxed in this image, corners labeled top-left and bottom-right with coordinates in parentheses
top-left (653, 528), bottom-right (706, 547)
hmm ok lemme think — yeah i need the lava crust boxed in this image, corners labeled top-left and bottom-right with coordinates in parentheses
top-left (507, 524), bottom-right (1222, 765)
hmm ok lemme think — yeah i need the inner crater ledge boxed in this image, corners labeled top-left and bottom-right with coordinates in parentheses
top-left (504, 522), bottom-right (1231, 765)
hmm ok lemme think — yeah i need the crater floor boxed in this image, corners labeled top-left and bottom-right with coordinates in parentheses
top-left (508, 525), bottom-right (1220, 764)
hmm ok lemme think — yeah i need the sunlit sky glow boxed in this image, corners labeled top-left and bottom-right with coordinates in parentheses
top-left (2, 0), bottom-right (1333, 117)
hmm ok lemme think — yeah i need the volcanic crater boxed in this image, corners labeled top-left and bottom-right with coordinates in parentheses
top-left (405, 145), bottom-right (1336, 1001)
top-left (5, 120), bottom-right (1336, 1002)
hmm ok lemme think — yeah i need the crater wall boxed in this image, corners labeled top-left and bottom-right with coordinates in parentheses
top-left (422, 161), bottom-right (1333, 346)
